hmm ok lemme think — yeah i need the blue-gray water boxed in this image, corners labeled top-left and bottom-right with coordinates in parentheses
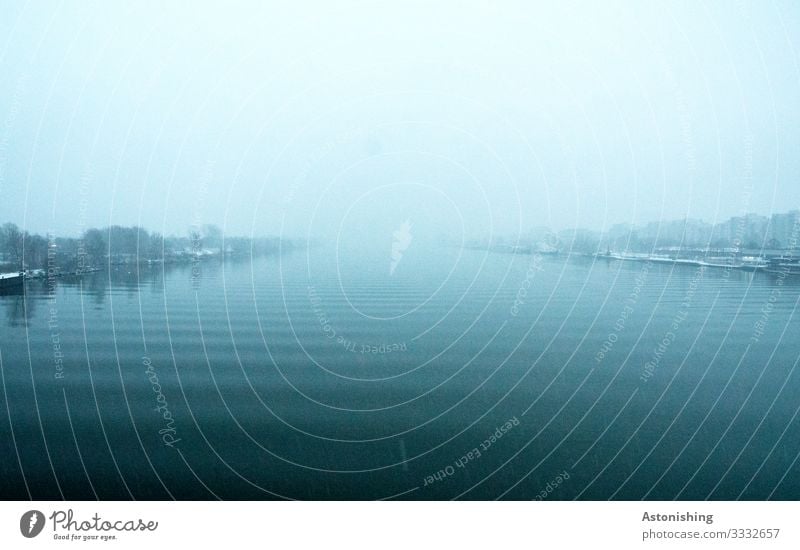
top-left (1, 248), bottom-right (799, 500)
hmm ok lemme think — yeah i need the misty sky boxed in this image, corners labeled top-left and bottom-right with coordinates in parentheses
top-left (1, 1), bottom-right (799, 242)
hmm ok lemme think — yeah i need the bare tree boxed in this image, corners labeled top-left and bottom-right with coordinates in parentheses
top-left (1, 223), bottom-right (24, 269)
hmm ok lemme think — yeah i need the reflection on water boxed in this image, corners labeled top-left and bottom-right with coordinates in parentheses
top-left (3, 293), bottom-right (29, 327)
top-left (1, 249), bottom-right (800, 500)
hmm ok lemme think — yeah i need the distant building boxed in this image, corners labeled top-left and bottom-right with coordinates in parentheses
top-left (533, 209), bottom-right (800, 254)
top-left (768, 210), bottom-right (800, 248)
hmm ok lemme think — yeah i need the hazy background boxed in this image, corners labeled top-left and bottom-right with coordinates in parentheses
top-left (1, 0), bottom-right (799, 244)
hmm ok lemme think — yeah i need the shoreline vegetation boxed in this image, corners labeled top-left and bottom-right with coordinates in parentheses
top-left (0, 223), bottom-right (304, 279)
top-left (3, 209), bottom-right (800, 281)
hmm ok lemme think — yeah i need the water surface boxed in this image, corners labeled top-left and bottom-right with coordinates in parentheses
top-left (1, 248), bottom-right (799, 500)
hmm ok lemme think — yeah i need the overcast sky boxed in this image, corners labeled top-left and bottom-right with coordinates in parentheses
top-left (1, 0), bottom-right (799, 241)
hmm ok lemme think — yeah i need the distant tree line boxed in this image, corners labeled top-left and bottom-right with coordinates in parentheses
top-left (0, 223), bottom-right (292, 272)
